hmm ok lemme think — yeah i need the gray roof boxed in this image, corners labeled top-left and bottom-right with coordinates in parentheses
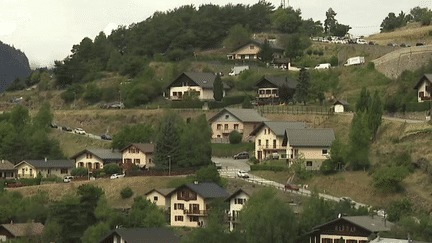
top-left (209, 108), bottom-right (269, 123)
top-left (256, 76), bottom-right (298, 89)
top-left (343, 216), bottom-right (394, 232)
top-left (370, 238), bottom-right (408, 243)
top-left (286, 128), bottom-right (335, 147)
top-left (414, 74), bottom-right (432, 89)
top-left (70, 149), bottom-right (122, 160)
top-left (226, 188), bottom-right (253, 201)
top-left (19, 160), bottom-right (75, 169)
top-left (145, 188), bottom-right (176, 196)
top-left (169, 183), bottom-right (229, 199)
top-left (0, 160), bottom-right (15, 170)
top-left (100, 228), bottom-right (179, 243)
top-left (250, 121), bottom-right (306, 136)
top-left (1, 223), bottom-right (45, 237)
top-left (167, 72), bottom-right (229, 89)
top-left (333, 99), bottom-right (350, 106)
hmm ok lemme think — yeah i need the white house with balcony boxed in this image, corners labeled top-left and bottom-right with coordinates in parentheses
top-left (208, 108), bottom-right (269, 143)
top-left (250, 121), bottom-right (306, 160)
top-left (255, 76), bottom-right (298, 104)
top-left (226, 189), bottom-right (252, 231)
top-left (165, 72), bottom-right (229, 101)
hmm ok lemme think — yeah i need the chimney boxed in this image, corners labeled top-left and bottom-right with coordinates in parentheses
top-left (44, 158), bottom-right (47, 162)
top-left (194, 180), bottom-right (199, 185)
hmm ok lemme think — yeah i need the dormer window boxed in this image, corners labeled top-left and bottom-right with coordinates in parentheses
top-left (225, 115), bottom-right (229, 119)
top-left (250, 45), bottom-right (254, 49)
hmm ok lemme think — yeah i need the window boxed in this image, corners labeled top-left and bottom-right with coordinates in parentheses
top-left (234, 124), bottom-right (239, 130)
top-left (225, 115), bottom-right (229, 119)
top-left (154, 196), bottom-right (158, 201)
top-left (258, 139), bottom-right (261, 146)
top-left (174, 203), bottom-right (184, 210)
top-left (134, 159), bottom-right (140, 165)
top-left (86, 153), bottom-right (92, 159)
top-left (235, 198), bottom-right (244, 204)
top-left (22, 168), bottom-right (24, 175)
top-left (61, 168), bottom-right (68, 174)
top-left (217, 124), bottom-right (222, 130)
top-left (224, 124), bottom-right (228, 130)
top-left (190, 216), bottom-right (199, 222)
top-left (250, 45), bottom-right (254, 49)
top-left (273, 140), bottom-right (276, 148)
top-left (306, 161), bottom-right (313, 166)
top-left (181, 191), bottom-right (185, 197)
top-left (175, 216), bottom-right (184, 221)
top-left (322, 149), bottom-right (328, 155)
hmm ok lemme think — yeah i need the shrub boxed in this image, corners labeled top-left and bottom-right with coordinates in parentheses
top-left (306, 49), bottom-right (313, 55)
top-left (367, 62), bottom-right (375, 70)
top-left (313, 50), bottom-right (319, 55)
top-left (120, 187), bottom-right (134, 199)
top-left (71, 167), bottom-right (88, 177)
top-left (250, 156), bottom-right (259, 164)
top-left (229, 131), bottom-right (242, 144)
top-left (103, 164), bottom-right (122, 175)
top-left (318, 50), bottom-right (324, 56)
top-left (130, 166), bottom-right (140, 172)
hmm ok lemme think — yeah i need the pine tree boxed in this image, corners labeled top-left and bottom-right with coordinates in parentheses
top-left (258, 39), bottom-right (274, 63)
top-left (154, 113), bottom-right (183, 170)
top-left (295, 68), bottom-right (310, 104)
top-left (213, 74), bottom-right (224, 101)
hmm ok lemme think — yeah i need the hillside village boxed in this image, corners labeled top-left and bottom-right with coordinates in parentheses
top-left (2, 2), bottom-right (432, 243)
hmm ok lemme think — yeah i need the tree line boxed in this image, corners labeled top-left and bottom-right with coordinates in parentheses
top-left (380, 6), bottom-right (432, 32)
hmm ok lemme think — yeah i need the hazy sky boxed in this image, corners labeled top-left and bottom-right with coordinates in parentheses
top-left (0, 0), bottom-right (430, 68)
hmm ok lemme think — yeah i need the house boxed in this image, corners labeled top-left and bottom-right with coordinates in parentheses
top-left (0, 160), bottom-right (17, 180)
top-left (285, 128), bottom-right (335, 170)
top-left (255, 76), bottom-right (298, 103)
top-left (226, 188), bottom-right (252, 231)
top-left (250, 121), bottom-right (307, 160)
top-left (166, 182), bottom-right (229, 228)
top-left (98, 228), bottom-right (179, 243)
top-left (308, 215), bottom-right (394, 243)
top-left (414, 74), bottom-right (432, 102)
top-left (208, 108), bottom-right (269, 143)
top-left (14, 159), bottom-right (75, 178)
top-left (165, 72), bottom-right (229, 101)
top-left (120, 143), bottom-right (155, 170)
top-left (227, 39), bottom-right (284, 61)
top-left (333, 99), bottom-right (350, 113)
top-left (145, 188), bottom-right (176, 210)
top-left (70, 149), bottom-right (122, 173)
top-left (0, 222), bottom-right (44, 241)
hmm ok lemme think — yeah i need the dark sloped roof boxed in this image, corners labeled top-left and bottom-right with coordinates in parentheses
top-left (167, 182), bottom-right (229, 199)
top-left (286, 128), bottom-right (335, 147)
top-left (256, 76), bottom-right (298, 89)
top-left (250, 121), bottom-right (306, 136)
top-left (414, 74), bottom-right (432, 89)
top-left (232, 39), bottom-right (284, 52)
top-left (208, 108), bottom-right (269, 123)
top-left (100, 228), bottom-right (179, 243)
top-left (225, 188), bottom-right (253, 201)
top-left (145, 188), bottom-right (176, 196)
top-left (0, 160), bottom-right (15, 170)
top-left (333, 99), bottom-right (349, 106)
top-left (70, 149), bottom-right (122, 160)
top-left (1, 222), bottom-right (45, 237)
top-left (166, 72), bottom-right (229, 89)
top-left (19, 160), bottom-right (75, 169)
top-left (343, 216), bottom-right (394, 232)
top-left (120, 143), bottom-right (155, 153)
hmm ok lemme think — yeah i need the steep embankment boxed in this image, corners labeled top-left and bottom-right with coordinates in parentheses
top-left (0, 40), bottom-right (32, 92)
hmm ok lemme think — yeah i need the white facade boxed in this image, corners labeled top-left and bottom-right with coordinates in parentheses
top-left (334, 104), bottom-right (344, 113)
top-left (169, 86), bottom-right (225, 101)
top-left (15, 162), bottom-right (71, 178)
top-left (227, 191), bottom-right (250, 231)
top-left (254, 126), bottom-right (285, 160)
top-left (146, 190), bottom-right (170, 209)
top-left (170, 190), bottom-right (208, 228)
top-left (74, 153), bottom-right (104, 171)
top-left (417, 80), bottom-right (431, 102)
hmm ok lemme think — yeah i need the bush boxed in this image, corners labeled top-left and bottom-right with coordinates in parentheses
top-left (313, 50), bottom-right (319, 55)
top-left (250, 156), bottom-right (259, 164)
top-left (71, 167), bottom-right (88, 177)
top-left (306, 49), bottom-right (313, 55)
top-left (229, 131), bottom-right (242, 144)
top-left (103, 164), bottom-right (122, 175)
top-left (367, 62), bottom-right (375, 70)
top-left (120, 187), bottom-right (134, 199)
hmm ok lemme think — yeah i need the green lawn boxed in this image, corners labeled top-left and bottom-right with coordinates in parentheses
top-left (212, 142), bottom-right (255, 157)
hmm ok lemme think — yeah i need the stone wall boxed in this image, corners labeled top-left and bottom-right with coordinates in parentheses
top-left (372, 45), bottom-right (432, 79)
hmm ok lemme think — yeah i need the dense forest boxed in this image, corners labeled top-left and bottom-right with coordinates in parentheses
top-left (0, 41), bottom-right (31, 92)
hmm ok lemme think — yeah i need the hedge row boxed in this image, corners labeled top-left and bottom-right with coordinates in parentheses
top-left (404, 102), bottom-right (431, 112)
top-left (250, 164), bottom-right (288, 172)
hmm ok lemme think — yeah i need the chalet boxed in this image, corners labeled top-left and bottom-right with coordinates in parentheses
top-left (165, 72), bottom-right (229, 101)
top-left (120, 143), bottom-right (155, 170)
top-left (0, 160), bottom-right (16, 180)
top-left (208, 108), bottom-right (269, 143)
top-left (414, 74), bottom-right (432, 102)
top-left (255, 76), bottom-right (298, 103)
top-left (285, 128), bottom-right (335, 170)
top-left (98, 228), bottom-right (179, 243)
top-left (250, 121), bottom-right (307, 160)
top-left (166, 182), bottom-right (229, 228)
top-left (14, 159), bottom-right (74, 178)
top-left (70, 149), bottom-right (122, 173)
top-left (145, 188), bottom-right (176, 210)
top-left (227, 39), bottom-right (284, 61)
top-left (308, 216), bottom-right (394, 243)
top-left (0, 222), bottom-right (44, 241)
top-left (226, 188), bottom-right (252, 231)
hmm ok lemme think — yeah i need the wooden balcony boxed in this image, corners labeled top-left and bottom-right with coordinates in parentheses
top-left (219, 128), bottom-right (243, 134)
top-left (184, 209), bottom-right (209, 216)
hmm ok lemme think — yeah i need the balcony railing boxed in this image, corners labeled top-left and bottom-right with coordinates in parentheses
top-left (184, 209), bottom-right (209, 216)
top-left (218, 128), bottom-right (243, 134)
top-left (256, 145), bottom-right (286, 150)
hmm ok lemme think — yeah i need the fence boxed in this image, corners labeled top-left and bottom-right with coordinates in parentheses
top-left (256, 105), bottom-right (331, 115)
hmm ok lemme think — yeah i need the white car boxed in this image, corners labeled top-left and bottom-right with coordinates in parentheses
top-left (74, 128), bottom-right (86, 135)
top-left (110, 173), bottom-right (125, 179)
top-left (237, 170), bottom-right (249, 178)
top-left (315, 63), bottom-right (331, 69)
top-left (63, 176), bottom-right (73, 183)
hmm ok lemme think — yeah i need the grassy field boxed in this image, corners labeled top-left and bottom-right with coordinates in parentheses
top-left (367, 22), bottom-right (432, 45)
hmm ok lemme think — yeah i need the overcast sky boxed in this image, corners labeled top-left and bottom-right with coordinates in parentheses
top-left (0, 0), bottom-right (430, 68)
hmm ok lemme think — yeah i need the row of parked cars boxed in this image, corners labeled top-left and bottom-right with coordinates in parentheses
top-left (50, 122), bottom-right (112, 140)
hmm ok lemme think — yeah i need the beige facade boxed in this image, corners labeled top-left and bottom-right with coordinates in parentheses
top-left (122, 146), bottom-right (154, 168)
top-left (15, 163), bottom-right (37, 178)
top-left (227, 190), bottom-right (250, 231)
top-left (228, 43), bottom-right (260, 60)
top-left (15, 161), bottom-right (72, 178)
top-left (254, 126), bottom-right (285, 160)
top-left (170, 189), bottom-right (209, 228)
top-left (75, 153), bottom-right (104, 171)
top-left (146, 190), bottom-right (170, 209)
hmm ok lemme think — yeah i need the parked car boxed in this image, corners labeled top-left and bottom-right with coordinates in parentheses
top-left (356, 39), bottom-right (368, 45)
top-left (101, 134), bottom-right (112, 140)
top-left (234, 152), bottom-right (250, 160)
top-left (416, 42), bottom-right (426, 46)
top-left (314, 63), bottom-right (331, 69)
top-left (74, 128), bottom-right (86, 135)
top-left (63, 176), bottom-right (73, 183)
top-left (50, 122), bottom-right (58, 129)
top-left (237, 170), bottom-right (249, 178)
top-left (110, 173), bottom-right (125, 179)
top-left (400, 43), bottom-right (411, 47)
top-left (368, 41), bottom-right (377, 45)
top-left (387, 42), bottom-right (398, 47)
top-left (213, 161), bottom-right (222, 169)
top-left (284, 183), bottom-right (299, 191)
top-left (62, 126), bottom-right (72, 132)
